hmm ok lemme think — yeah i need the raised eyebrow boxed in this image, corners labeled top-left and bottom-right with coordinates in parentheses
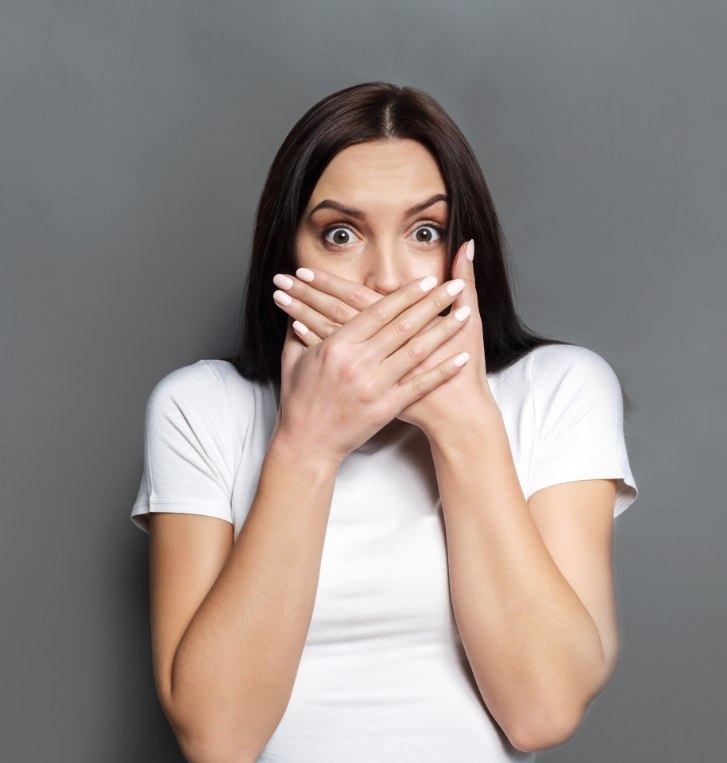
top-left (405, 193), bottom-right (449, 218)
top-left (308, 193), bottom-right (449, 220)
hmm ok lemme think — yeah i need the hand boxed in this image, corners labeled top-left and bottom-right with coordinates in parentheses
top-left (271, 240), bottom-right (497, 441)
top-left (272, 272), bottom-right (474, 464)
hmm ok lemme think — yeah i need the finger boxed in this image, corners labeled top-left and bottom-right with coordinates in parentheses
top-left (273, 272), bottom-right (361, 330)
top-left (336, 274), bottom-right (451, 344)
top-left (382, 303), bottom-right (471, 384)
top-left (392, 349), bottom-right (470, 409)
top-left (272, 288), bottom-right (344, 340)
top-left (294, 267), bottom-right (381, 312)
top-left (291, 319), bottom-right (323, 347)
top-left (364, 277), bottom-right (466, 358)
top-left (451, 238), bottom-right (478, 312)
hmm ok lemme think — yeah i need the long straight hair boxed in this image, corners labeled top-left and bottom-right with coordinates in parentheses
top-left (223, 82), bottom-right (571, 381)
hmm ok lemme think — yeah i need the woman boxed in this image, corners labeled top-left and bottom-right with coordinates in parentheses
top-left (131, 82), bottom-right (638, 762)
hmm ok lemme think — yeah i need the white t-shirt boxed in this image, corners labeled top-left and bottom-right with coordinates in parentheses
top-left (131, 343), bottom-right (638, 762)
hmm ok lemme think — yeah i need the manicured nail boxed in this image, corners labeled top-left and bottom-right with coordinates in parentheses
top-left (296, 268), bottom-right (314, 282)
top-left (419, 275), bottom-right (438, 292)
top-left (292, 320), bottom-right (308, 335)
top-left (273, 290), bottom-right (292, 306)
top-left (465, 239), bottom-right (475, 262)
top-left (454, 352), bottom-right (470, 367)
top-left (273, 273), bottom-right (294, 290)
top-left (446, 279), bottom-right (465, 296)
top-left (453, 305), bottom-right (471, 321)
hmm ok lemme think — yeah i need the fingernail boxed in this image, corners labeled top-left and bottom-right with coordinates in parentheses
top-left (292, 320), bottom-right (308, 335)
top-left (446, 279), bottom-right (465, 296)
top-left (465, 240), bottom-right (475, 261)
top-left (273, 290), bottom-right (292, 306)
top-left (419, 275), bottom-right (438, 292)
top-left (296, 268), bottom-right (314, 282)
top-left (453, 305), bottom-right (471, 321)
top-left (454, 352), bottom-right (470, 367)
top-left (273, 273), bottom-right (294, 290)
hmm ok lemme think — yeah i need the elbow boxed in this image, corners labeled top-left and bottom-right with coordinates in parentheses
top-left (507, 698), bottom-right (587, 754)
top-left (158, 691), bottom-right (260, 763)
top-left (174, 729), bottom-right (259, 763)
top-left (508, 711), bottom-right (581, 754)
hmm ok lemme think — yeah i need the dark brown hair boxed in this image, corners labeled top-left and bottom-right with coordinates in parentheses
top-left (224, 81), bottom-right (570, 380)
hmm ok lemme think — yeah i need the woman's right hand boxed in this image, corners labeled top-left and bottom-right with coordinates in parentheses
top-left (273, 275), bottom-right (472, 465)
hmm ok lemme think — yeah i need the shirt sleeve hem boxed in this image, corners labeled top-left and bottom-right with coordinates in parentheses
top-left (526, 469), bottom-right (639, 519)
top-left (130, 501), bottom-right (234, 534)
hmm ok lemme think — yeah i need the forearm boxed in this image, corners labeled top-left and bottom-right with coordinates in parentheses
top-left (168, 430), bottom-right (339, 762)
top-left (428, 408), bottom-right (606, 751)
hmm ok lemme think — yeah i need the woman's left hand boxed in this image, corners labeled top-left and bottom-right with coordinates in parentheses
top-left (271, 240), bottom-right (498, 441)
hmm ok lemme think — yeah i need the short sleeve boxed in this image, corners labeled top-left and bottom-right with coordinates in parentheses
top-left (528, 346), bottom-right (638, 518)
top-left (130, 360), bottom-right (234, 533)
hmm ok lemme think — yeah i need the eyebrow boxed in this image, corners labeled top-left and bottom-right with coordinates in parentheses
top-left (308, 193), bottom-right (449, 220)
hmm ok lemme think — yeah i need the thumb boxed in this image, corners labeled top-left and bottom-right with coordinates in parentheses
top-left (451, 238), bottom-right (477, 310)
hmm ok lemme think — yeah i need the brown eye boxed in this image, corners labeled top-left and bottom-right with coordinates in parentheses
top-left (412, 225), bottom-right (442, 243)
top-left (324, 227), bottom-right (358, 246)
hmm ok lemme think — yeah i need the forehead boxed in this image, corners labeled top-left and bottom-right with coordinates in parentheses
top-left (308, 140), bottom-right (446, 206)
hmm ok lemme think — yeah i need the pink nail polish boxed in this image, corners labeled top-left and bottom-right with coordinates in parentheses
top-left (454, 352), bottom-right (470, 367)
top-left (273, 273), bottom-right (294, 290)
top-left (296, 268), bottom-right (314, 282)
top-left (273, 290), bottom-right (292, 306)
top-left (446, 279), bottom-right (465, 296)
top-left (465, 240), bottom-right (475, 262)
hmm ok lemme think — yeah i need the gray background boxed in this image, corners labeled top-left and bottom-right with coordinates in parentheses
top-left (2, 0), bottom-right (724, 760)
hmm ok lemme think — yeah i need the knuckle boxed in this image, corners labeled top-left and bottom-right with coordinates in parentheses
top-left (319, 337), bottom-right (342, 364)
top-left (406, 341), bottom-right (425, 362)
top-left (431, 291), bottom-right (448, 311)
top-left (394, 317), bottom-right (413, 338)
top-left (356, 376), bottom-right (379, 405)
top-left (323, 319), bottom-right (340, 336)
top-left (371, 303), bottom-right (389, 323)
top-left (331, 300), bottom-right (349, 324)
top-left (350, 285), bottom-right (371, 309)
top-left (339, 359), bottom-right (357, 384)
top-left (411, 374), bottom-right (427, 397)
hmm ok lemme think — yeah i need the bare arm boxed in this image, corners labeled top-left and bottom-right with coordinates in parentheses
top-left (150, 430), bottom-right (339, 763)
top-left (428, 412), bottom-right (617, 752)
top-left (265, 244), bottom-right (626, 751)
top-left (148, 275), bottom-right (470, 762)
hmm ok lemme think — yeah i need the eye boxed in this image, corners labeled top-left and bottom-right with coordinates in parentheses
top-left (411, 224), bottom-right (444, 244)
top-left (323, 226), bottom-right (359, 246)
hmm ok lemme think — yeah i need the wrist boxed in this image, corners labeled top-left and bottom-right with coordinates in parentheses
top-left (268, 424), bottom-right (345, 473)
top-left (425, 400), bottom-right (503, 457)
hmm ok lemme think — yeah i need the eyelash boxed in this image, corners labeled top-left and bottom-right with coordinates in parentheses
top-left (322, 222), bottom-right (447, 247)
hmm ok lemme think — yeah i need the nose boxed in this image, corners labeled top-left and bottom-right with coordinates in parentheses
top-left (362, 242), bottom-right (409, 296)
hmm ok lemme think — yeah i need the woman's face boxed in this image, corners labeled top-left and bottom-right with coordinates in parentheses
top-left (295, 139), bottom-right (449, 295)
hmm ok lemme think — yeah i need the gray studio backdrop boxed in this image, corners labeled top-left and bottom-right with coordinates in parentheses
top-left (2, 1), bottom-right (725, 761)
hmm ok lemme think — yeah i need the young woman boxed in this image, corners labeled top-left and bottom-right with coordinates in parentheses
top-left (131, 82), bottom-right (638, 762)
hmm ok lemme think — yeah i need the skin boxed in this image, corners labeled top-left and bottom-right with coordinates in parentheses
top-left (271, 138), bottom-right (622, 750)
top-left (145, 142), bottom-right (480, 760)
top-left (273, 138), bottom-right (491, 436)
top-left (146, 138), bottom-right (621, 759)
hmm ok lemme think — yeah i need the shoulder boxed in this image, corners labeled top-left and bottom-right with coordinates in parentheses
top-left (527, 343), bottom-right (625, 420)
top-left (144, 359), bottom-right (265, 427)
top-left (528, 343), bottom-right (622, 394)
